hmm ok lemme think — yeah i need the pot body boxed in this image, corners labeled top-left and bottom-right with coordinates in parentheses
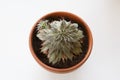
top-left (29, 11), bottom-right (93, 73)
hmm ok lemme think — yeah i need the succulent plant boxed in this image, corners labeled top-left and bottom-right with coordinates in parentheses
top-left (36, 19), bottom-right (84, 64)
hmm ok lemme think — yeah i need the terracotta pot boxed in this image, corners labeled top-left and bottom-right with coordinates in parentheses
top-left (29, 11), bottom-right (93, 73)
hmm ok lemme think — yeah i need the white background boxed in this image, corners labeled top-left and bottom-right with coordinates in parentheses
top-left (0, 0), bottom-right (120, 80)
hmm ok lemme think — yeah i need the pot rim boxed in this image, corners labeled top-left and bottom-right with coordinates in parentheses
top-left (29, 11), bottom-right (93, 73)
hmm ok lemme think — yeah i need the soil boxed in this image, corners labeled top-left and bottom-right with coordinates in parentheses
top-left (31, 16), bottom-right (89, 69)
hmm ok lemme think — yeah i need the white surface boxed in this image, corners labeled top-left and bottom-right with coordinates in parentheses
top-left (0, 0), bottom-right (120, 80)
